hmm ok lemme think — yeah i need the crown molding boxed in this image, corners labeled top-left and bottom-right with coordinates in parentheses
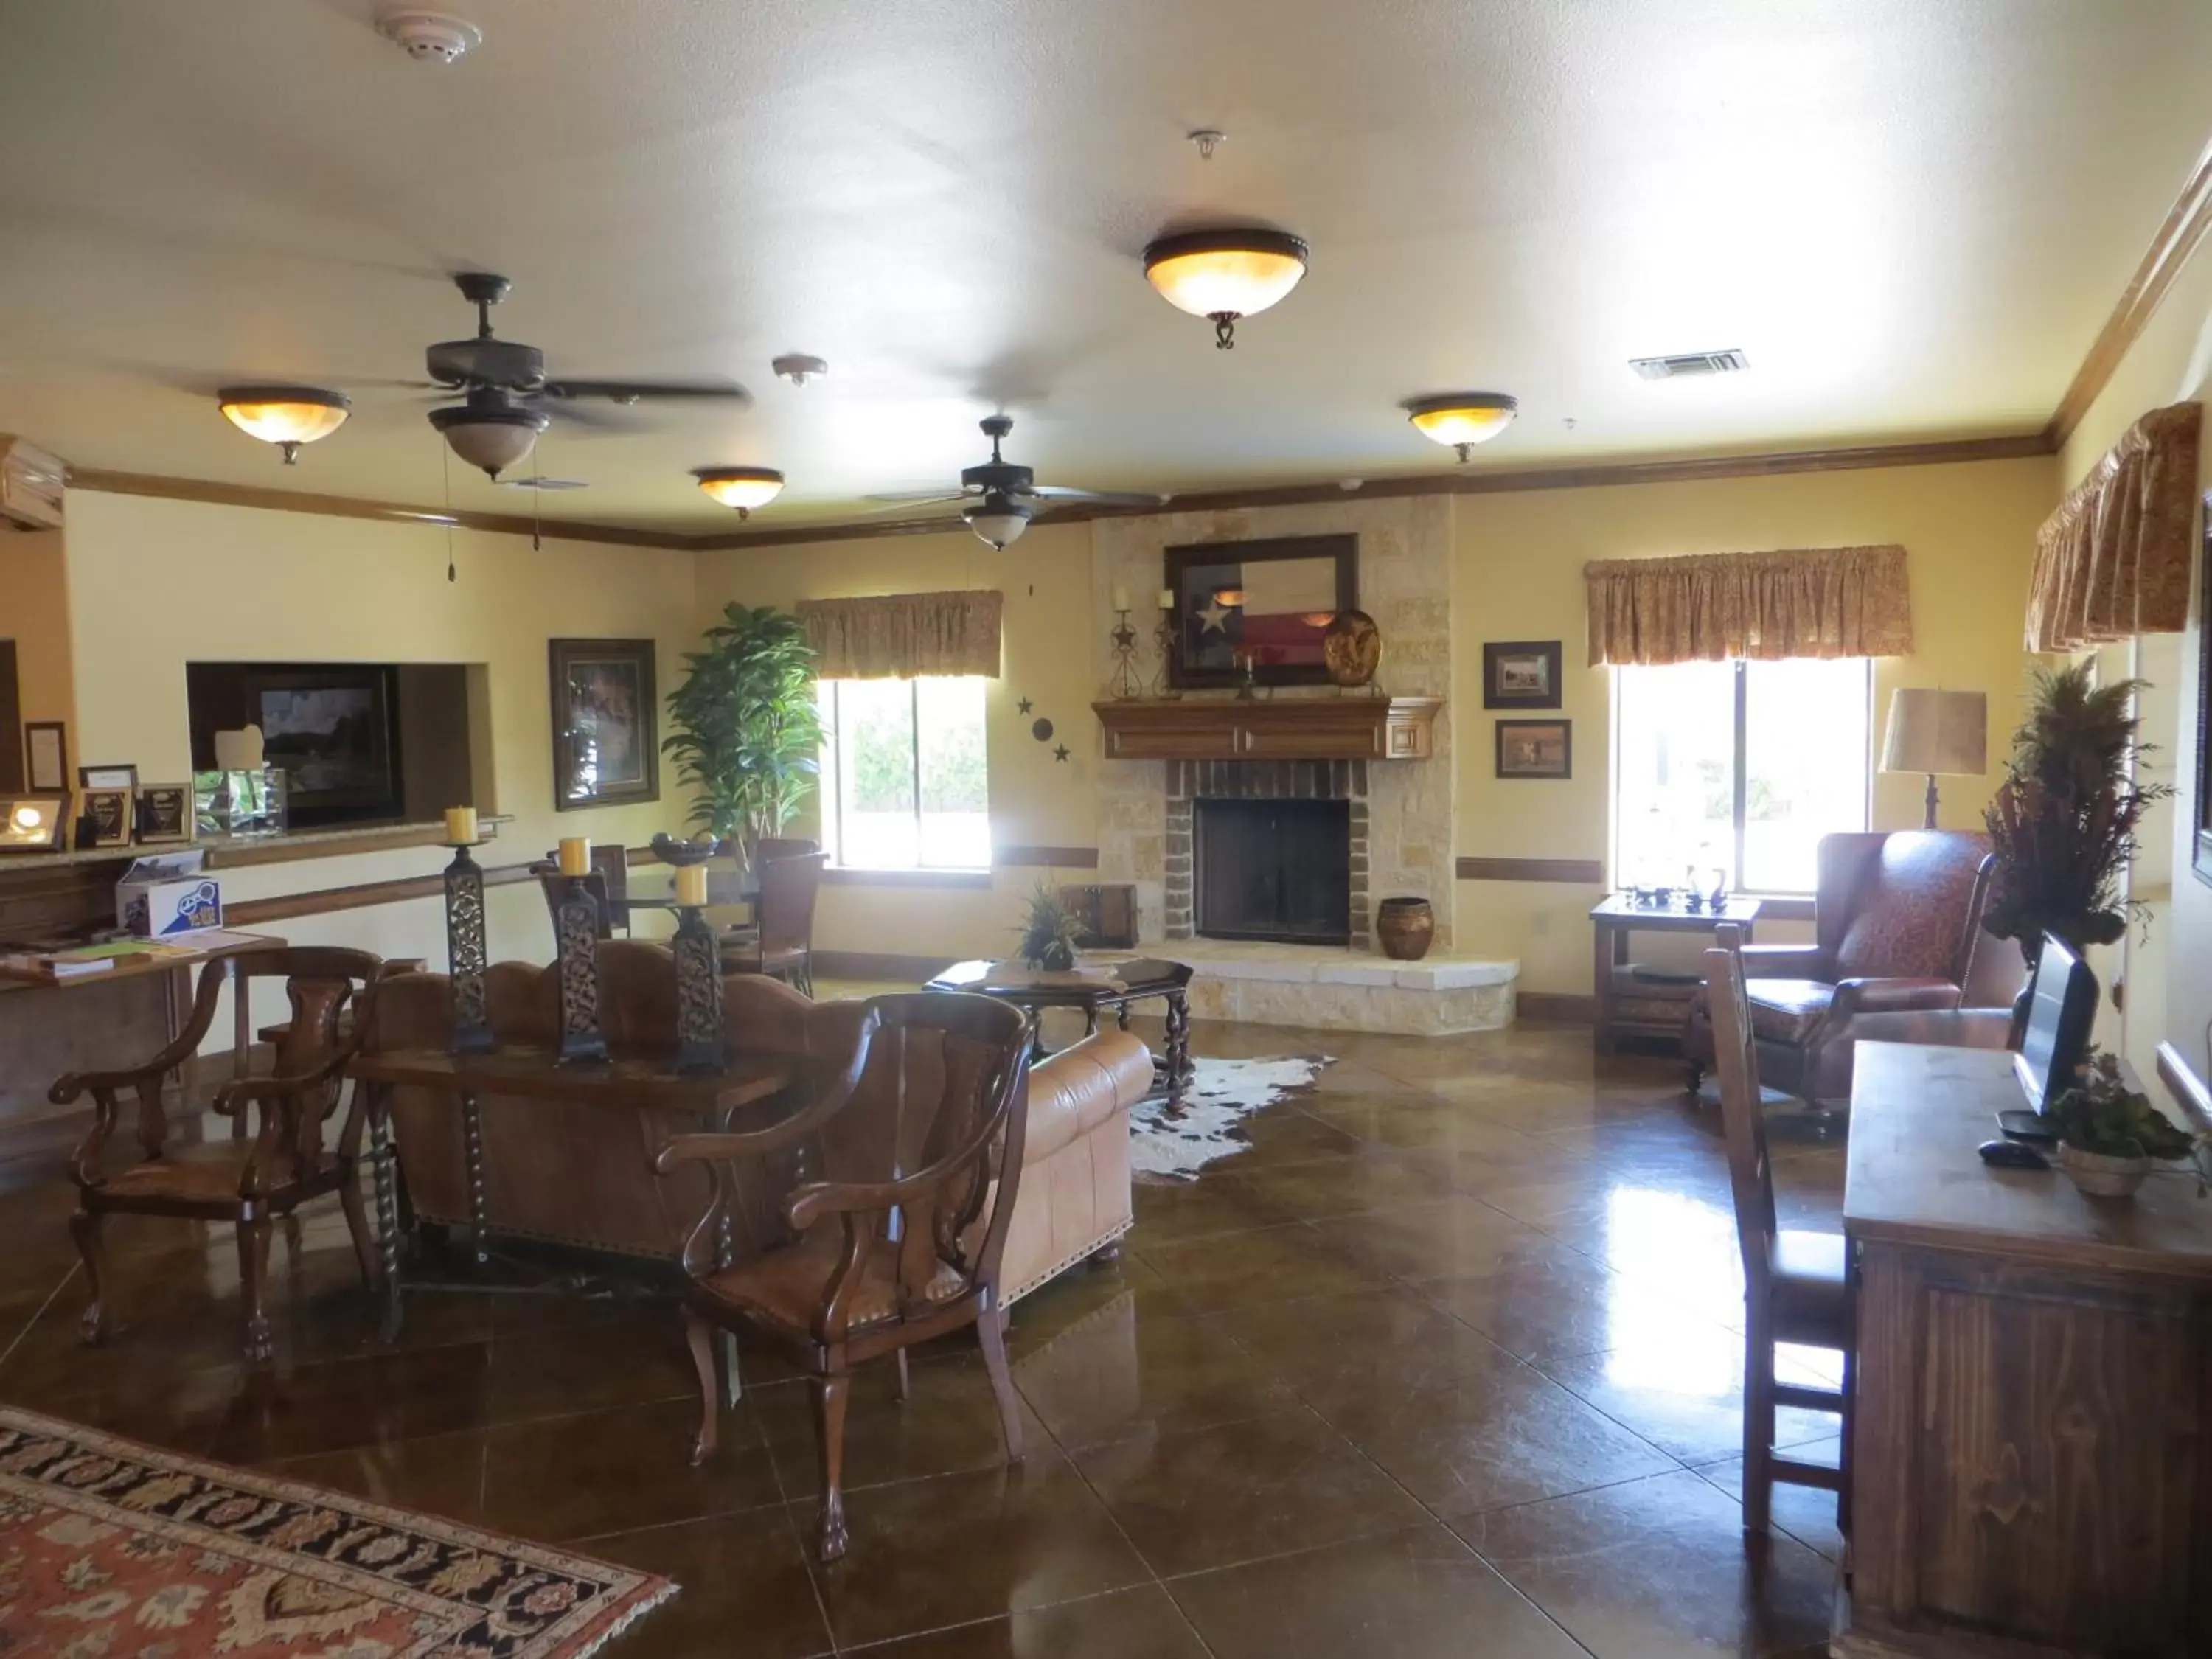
top-left (2046, 131), bottom-right (2212, 452)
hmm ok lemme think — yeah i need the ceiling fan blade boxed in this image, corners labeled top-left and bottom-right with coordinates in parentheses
top-left (493, 476), bottom-right (591, 490)
top-left (540, 400), bottom-right (636, 432)
top-left (863, 488), bottom-right (975, 505)
top-left (540, 376), bottom-right (752, 407)
top-left (1023, 485), bottom-right (1170, 506)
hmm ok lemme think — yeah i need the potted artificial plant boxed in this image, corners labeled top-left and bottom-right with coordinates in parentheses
top-left (2043, 1049), bottom-right (2201, 1200)
top-left (1016, 881), bottom-right (1082, 973)
top-left (1982, 663), bottom-right (2170, 967)
top-left (663, 603), bottom-right (824, 865)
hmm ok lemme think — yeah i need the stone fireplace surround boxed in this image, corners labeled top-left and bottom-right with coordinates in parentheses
top-left (1165, 758), bottom-right (1368, 945)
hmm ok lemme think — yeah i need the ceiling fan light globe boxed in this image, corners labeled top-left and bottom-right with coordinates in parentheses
top-left (429, 404), bottom-right (547, 479)
top-left (692, 467), bottom-right (785, 513)
top-left (964, 493), bottom-right (1033, 550)
top-left (1142, 229), bottom-right (1309, 323)
top-left (1406, 393), bottom-right (1518, 459)
top-left (217, 386), bottom-right (350, 462)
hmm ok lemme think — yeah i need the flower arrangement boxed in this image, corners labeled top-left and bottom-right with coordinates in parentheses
top-left (2043, 1049), bottom-right (2204, 1200)
top-left (1015, 882), bottom-right (1082, 973)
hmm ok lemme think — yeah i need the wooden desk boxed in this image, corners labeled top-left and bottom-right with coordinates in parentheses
top-left (347, 1045), bottom-right (795, 1335)
top-left (1840, 1042), bottom-right (2212, 1658)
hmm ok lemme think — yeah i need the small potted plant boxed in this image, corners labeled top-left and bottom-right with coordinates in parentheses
top-left (2043, 1049), bottom-right (2200, 1200)
top-left (1015, 881), bottom-right (1083, 974)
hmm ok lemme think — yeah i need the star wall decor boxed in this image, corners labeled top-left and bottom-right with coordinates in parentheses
top-left (1017, 697), bottom-right (1034, 714)
top-left (1053, 744), bottom-right (1071, 762)
top-left (1197, 597), bottom-right (1232, 633)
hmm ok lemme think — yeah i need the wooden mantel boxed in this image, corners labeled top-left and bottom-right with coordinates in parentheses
top-left (1092, 696), bottom-right (1442, 762)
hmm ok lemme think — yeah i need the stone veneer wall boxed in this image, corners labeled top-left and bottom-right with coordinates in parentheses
top-left (1091, 498), bottom-right (1455, 950)
top-left (1164, 759), bottom-right (1368, 944)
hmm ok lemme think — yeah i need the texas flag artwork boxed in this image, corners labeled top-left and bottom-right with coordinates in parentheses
top-left (1176, 551), bottom-right (1343, 679)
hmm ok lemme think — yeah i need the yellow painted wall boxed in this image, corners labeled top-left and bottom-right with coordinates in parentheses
top-left (0, 526), bottom-right (78, 737)
top-left (1450, 457), bottom-right (2056, 993)
top-left (692, 524), bottom-right (1098, 962)
top-left (60, 489), bottom-right (697, 1033)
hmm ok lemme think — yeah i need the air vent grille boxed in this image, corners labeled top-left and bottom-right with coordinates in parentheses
top-left (1630, 349), bottom-right (1749, 380)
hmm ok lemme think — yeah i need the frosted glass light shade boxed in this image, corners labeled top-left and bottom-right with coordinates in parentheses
top-left (429, 404), bottom-right (548, 479)
top-left (964, 492), bottom-right (1032, 549)
top-left (217, 385), bottom-right (350, 463)
top-left (1143, 229), bottom-right (1308, 346)
top-left (692, 467), bottom-right (785, 515)
top-left (1405, 393), bottom-right (1518, 460)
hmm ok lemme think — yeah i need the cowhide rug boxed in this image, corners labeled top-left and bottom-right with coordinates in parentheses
top-left (1131, 1054), bottom-right (1334, 1180)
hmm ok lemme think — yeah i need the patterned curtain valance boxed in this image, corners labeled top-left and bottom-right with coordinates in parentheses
top-left (798, 588), bottom-right (1004, 680)
top-left (1583, 544), bottom-right (1913, 667)
top-left (2023, 400), bottom-right (2201, 654)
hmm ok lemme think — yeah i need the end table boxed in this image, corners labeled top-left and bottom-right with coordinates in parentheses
top-left (1588, 894), bottom-right (1760, 1054)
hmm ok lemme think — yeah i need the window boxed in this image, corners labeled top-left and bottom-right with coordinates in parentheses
top-left (1613, 658), bottom-right (1871, 893)
top-left (816, 677), bottom-right (990, 870)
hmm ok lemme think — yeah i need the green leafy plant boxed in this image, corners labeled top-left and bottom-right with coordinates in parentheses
top-left (1982, 664), bottom-right (2171, 959)
top-left (1015, 881), bottom-right (1082, 973)
top-left (663, 603), bottom-right (824, 857)
top-left (2045, 1050), bottom-right (2199, 1161)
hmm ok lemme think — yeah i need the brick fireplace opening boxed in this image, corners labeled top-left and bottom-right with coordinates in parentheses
top-left (1194, 796), bottom-right (1351, 945)
top-left (1164, 759), bottom-right (1369, 946)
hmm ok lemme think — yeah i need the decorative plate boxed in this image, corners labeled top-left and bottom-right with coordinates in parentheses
top-left (1322, 609), bottom-right (1382, 686)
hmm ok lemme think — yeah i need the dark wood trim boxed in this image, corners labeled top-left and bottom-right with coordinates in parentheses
top-left (811, 949), bottom-right (961, 984)
top-left (202, 816), bottom-right (508, 869)
top-left (700, 433), bottom-right (2053, 551)
top-left (820, 867), bottom-right (994, 890)
top-left (2047, 133), bottom-right (2212, 451)
top-left (1456, 856), bottom-right (1605, 884)
top-left (224, 861), bottom-right (540, 927)
top-left (1516, 991), bottom-right (1598, 1024)
top-left (995, 845), bottom-right (1101, 869)
top-left (66, 467), bottom-right (678, 552)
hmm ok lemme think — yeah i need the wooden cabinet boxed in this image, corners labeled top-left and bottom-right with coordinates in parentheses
top-left (1092, 698), bottom-right (1441, 762)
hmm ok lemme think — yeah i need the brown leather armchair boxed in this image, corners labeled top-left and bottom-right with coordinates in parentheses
top-left (1684, 830), bottom-right (1999, 1105)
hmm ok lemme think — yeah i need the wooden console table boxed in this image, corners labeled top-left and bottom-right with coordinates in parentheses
top-left (347, 1045), bottom-right (793, 1335)
top-left (1587, 893), bottom-right (1759, 1053)
top-left (1839, 1042), bottom-right (2212, 1658)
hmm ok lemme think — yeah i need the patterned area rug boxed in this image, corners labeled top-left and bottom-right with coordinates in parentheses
top-left (0, 1405), bottom-right (672, 1658)
top-left (1133, 1054), bottom-right (1333, 1180)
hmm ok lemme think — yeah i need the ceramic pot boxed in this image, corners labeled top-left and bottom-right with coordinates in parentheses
top-left (1376, 897), bottom-right (1436, 961)
top-left (2056, 1140), bottom-right (2151, 1200)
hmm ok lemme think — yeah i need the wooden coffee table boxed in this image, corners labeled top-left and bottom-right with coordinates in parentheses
top-left (925, 957), bottom-right (1194, 1105)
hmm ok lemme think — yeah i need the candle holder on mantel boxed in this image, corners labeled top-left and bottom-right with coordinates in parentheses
top-left (1107, 608), bottom-right (1143, 700)
top-left (553, 870), bottom-right (609, 1066)
top-left (1150, 610), bottom-right (1180, 699)
top-left (442, 842), bottom-right (497, 1054)
top-left (653, 834), bottom-right (728, 1074)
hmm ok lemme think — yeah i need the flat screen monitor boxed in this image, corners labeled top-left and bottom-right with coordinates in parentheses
top-left (2013, 935), bottom-right (2098, 1112)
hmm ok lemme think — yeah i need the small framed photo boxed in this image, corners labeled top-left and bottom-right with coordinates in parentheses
top-left (134, 783), bottom-right (195, 846)
top-left (0, 796), bottom-right (69, 852)
top-left (24, 722), bottom-right (66, 793)
top-left (79, 762), bottom-right (138, 791)
top-left (1495, 719), bottom-right (1572, 779)
top-left (81, 787), bottom-right (135, 847)
top-left (1483, 641), bottom-right (1563, 709)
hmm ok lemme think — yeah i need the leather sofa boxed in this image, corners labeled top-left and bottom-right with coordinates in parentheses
top-left (361, 942), bottom-right (1150, 1303)
top-left (1683, 830), bottom-right (2007, 1105)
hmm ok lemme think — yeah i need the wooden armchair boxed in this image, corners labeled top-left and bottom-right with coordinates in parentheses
top-left (50, 945), bottom-right (386, 1364)
top-left (654, 992), bottom-right (1034, 1562)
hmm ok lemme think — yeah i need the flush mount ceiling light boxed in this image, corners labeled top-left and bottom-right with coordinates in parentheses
top-left (216, 386), bottom-right (351, 465)
top-left (1141, 228), bottom-right (1308, 349)
top-left (693, 466), bottom-right (785, 517)
top-left (1404, 393), bottom-right (1519, 462)
top-left (428, 389), bottom-right (548, 479)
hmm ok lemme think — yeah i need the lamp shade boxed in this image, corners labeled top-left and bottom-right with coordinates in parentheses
top-left (963, 491), bottom-right (1032, 550)
top-left (692, 467), bottom-right (785, 515)
top-left (217, 385), bottom-right (350, 463)
top-left (429, 403), bottom-right (547, 479)
top-left (1405, 393), bottom-right (1518, 460)
top-left (1142, 228), bottom-right (1308, 348)
top-left (1881, 689), bottom-right (1987, 776)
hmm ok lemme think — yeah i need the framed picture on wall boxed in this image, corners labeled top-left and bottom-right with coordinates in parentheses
top-left (1482, 641), bottom-right (1563, 709)
top-left (79, 762), bottom-right (137, 790)
top-left (1495, 719), bottom-right (1572, 779)
top-left (2194, 498), bottom-right (2212, 886)
top-left (1166, 535), bottom-right (1357, 689)
top-left (24, 722), bottom-right (66, 793)
top-left (550, 638), bottom-right (660, 811)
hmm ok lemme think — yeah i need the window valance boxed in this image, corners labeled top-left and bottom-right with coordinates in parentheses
top-left (798, 589), bottom-right (1004, 680)
top-left (1584, 545), bottom-right (1913, 667)
top-left (2023, 400), bottom-right (2201, 654)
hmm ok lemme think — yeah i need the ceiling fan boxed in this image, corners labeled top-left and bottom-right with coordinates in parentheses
top-left (868, 415), bottom-right (1165, 547)
top-left (417, 271), bottom-right (751, 479)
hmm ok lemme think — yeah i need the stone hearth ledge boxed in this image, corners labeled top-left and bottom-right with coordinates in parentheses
top-left (1085, 942), bottom-right (1517, 1036)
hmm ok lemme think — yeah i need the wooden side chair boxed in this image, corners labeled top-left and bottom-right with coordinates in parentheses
top-left (1705, 936), bottom-right (1854, 1539)
top-left (720, 850), bottom-right (827, 995)
top-left (654, 991), bottom-right (1034, 1562)
top-left (51, 945), bottom-right (386, 1364)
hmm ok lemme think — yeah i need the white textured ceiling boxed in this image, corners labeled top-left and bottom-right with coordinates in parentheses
top-left (1, 0), bottom-right (2208, 532)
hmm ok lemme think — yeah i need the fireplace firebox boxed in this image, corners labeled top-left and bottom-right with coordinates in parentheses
top-left (1193, 796), bottom-right (1351, 945)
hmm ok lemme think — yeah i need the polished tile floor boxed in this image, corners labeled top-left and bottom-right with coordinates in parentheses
top-left (0, 1015), bottom-right (1849, 1658)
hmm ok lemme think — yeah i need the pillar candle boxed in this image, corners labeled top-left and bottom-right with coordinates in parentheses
top-left (673, 863), bottom-right (708, 907)
top-left (1113, 583), bottom-right (1131, 613)
top-left (442, 805), bottom-right (478, 844)
top-left (557, 836), bottom-right (590, 877)
top-left (1158, 588), bottom-right (1176, 610)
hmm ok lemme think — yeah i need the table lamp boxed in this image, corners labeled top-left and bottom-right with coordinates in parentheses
top-left (1881, 689), bottom-right (1987, 829)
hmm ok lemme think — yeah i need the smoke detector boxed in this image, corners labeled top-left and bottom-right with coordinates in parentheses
top-left (375, 7), bottom-right (482, 63)
top-left (772, 354), bottom-right (828, 387)
top-left (1630, 348), bottom-right (1749, 381)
